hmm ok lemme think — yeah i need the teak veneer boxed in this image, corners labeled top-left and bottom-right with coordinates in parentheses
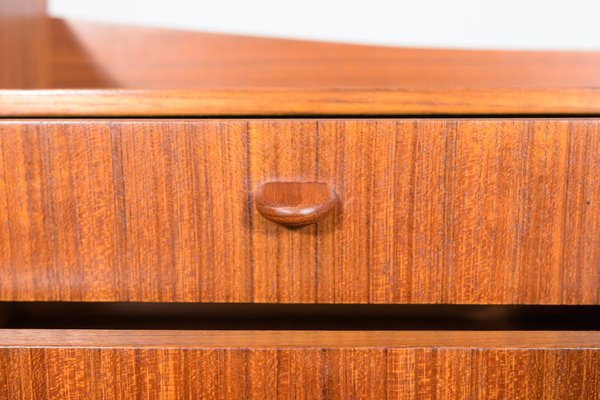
top-left (1, 1), bottom-right (600, 398)
top-left (2, 9), bottom-right (600, 116)
top-left (0, 119), bottom-right (597, 304)
top-left (1, 330), bottom-right (599, 399)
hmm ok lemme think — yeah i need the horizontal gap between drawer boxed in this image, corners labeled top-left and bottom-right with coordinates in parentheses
top-left (0, 303), bottom-right (598, 331)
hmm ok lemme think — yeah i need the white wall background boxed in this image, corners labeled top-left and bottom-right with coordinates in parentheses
top-left (49, 0), bottom-right (600, 50)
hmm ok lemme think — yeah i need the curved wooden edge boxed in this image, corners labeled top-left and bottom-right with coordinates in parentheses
top-left (2, 88), bottom-right (600, 117)
top-left (0, 330), bottom-right (598, 349)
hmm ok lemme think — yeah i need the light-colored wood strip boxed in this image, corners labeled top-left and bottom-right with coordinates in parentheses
top-left (0, 330), bottom-right (598, 349)
top-left (2, 88), bottom-right (600, 117)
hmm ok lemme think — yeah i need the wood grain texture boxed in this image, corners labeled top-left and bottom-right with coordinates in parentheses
top-left (2, 18), bottom-right (600, 115)
top-left (255, 182), bottom-right (338, 227)
top-left (47, 20), bottom-right (600, 90)
top-left (0, 119), bottom-right (598, 304)
top-left (3, 88), bottom-right (600, 117)
top-left (0, 330), bottom-right (598, 399)
top-left (2, 330), bottom-right (599, 348)
top-left (7, 18), bottom-right (600, 90)
top-left (0, 0), bottom-right (49, 88)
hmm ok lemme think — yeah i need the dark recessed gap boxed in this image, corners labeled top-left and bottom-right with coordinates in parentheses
top-left (0, 303), bottom-right (598, 330)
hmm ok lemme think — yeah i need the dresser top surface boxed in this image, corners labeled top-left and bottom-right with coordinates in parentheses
top-left (2, 15), bottom-right (600, 116)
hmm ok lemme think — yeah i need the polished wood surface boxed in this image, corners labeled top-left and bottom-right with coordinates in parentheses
top-left (4, 18), bottom-right (600, 90)
top-left (0, 0), bottom-right (48, 88)
top-left (2, 3), bottom-right (598, 396)
top-left (0, 330), bottom-right (598, 399)
top-left (4, 88), bottom-right (600, 117)
top-left (2, 16), bottom-right (600, 115)
top-left (1, 329), bottom-right (599, 348)
top-left (0, 119), bottom-right (597, 304)
top-left (0, 2), bottom-right (111, 90)
top-left (44, 20), bottom-right (600, 90)
top-left (255, 182), bottom-right (338, 227)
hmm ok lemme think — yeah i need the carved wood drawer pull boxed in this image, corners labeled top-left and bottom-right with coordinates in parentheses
top-left (255, 182), bottom-right (338, 227)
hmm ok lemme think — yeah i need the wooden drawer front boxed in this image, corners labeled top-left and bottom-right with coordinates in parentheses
top-left (1, 330), bottom-right (598, 399)
top-left (0, 119), bottom-right (598, 303)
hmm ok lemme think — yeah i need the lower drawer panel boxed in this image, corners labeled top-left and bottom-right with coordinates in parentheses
top-left (1, 330), bottom-right (598, 399)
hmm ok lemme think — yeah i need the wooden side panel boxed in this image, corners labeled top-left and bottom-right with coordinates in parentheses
top-left (0, 0), bottom-right (49, 88)
top-left (0, 119), bottom-right (597, 303)
top-left (0, 346), bottom-right (598, 399)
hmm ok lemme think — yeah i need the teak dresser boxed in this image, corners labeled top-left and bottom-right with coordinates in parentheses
top-left (0, 1), bottom-right (599, 399)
